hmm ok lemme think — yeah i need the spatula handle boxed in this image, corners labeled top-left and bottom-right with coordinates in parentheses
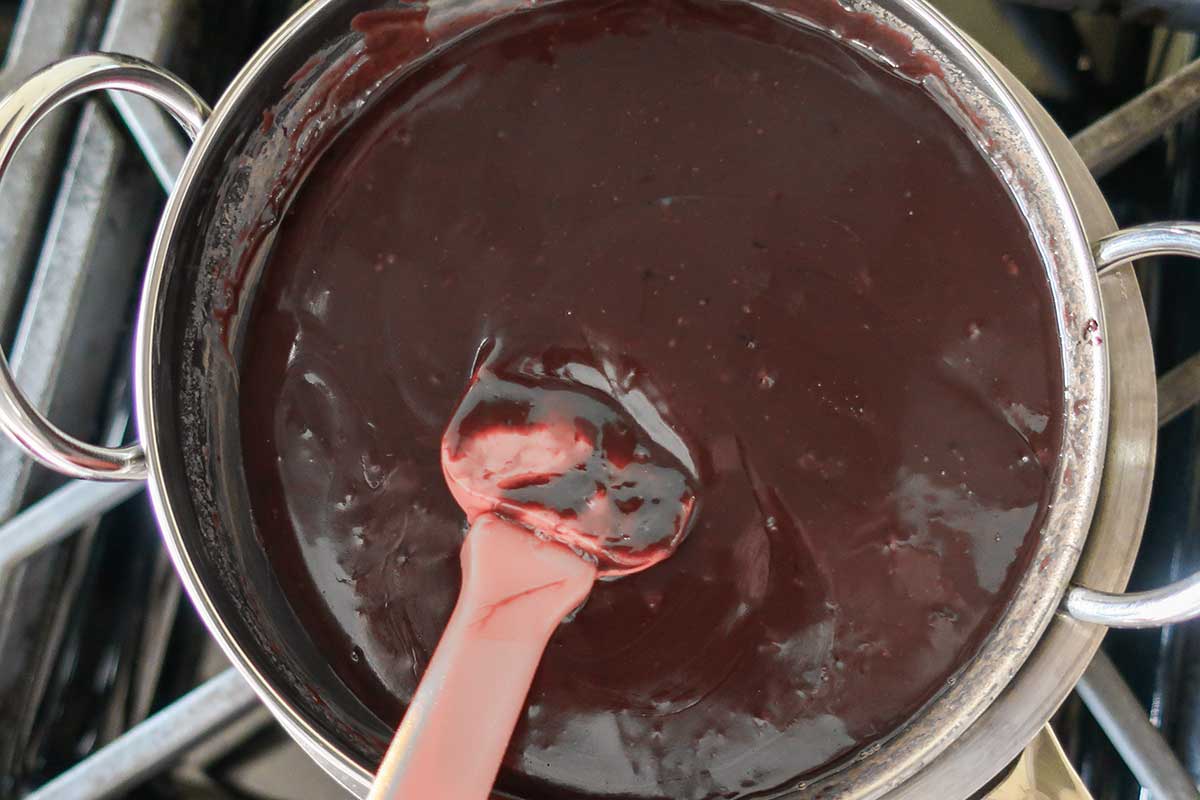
top-left (369, 513), bottom-right (596, 800)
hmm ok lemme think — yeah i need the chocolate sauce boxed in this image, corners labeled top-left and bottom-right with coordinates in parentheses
top-left (442, 344), bottom-right (699, 576)
top-left (238, 1), bottom-right (1064, 797)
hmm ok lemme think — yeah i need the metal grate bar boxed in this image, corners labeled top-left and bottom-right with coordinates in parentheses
top-left (1071, 58), bottom-right (1200, 179)
top-left (102, 0), bottom-right (189, 191)
top-left (0, 0), bottom-right (94, 343)
top-left (25, 668), bottom-right (261, 800)
top-left (1076, 651), bottom-right (1200, 800)
top-left (1157, 350), bottom-right (1200, 428)
top-left (0, 479), bottom-right (143, 581)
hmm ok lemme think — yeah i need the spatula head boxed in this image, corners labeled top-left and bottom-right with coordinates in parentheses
top-left (441, 342), bottom-right (699, 576)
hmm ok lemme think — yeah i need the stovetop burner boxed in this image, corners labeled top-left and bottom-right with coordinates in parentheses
top-left (1, 1), bottom-right (1198, 798)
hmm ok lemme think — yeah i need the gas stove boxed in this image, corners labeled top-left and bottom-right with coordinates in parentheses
top-left (0, 1), bottom-right (1197, 798)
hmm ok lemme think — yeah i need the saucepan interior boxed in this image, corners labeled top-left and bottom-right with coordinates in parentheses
top-left (137, 0), bottom-right (1108, 796)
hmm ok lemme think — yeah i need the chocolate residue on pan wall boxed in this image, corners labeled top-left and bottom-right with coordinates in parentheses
top-left (231, 1), bottom-right (1065, 798)
top-left (770, 0), bottom-right (943, 76)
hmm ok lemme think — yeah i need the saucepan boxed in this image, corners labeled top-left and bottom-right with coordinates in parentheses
top-left (0, 0), bottom-right (1197, 797)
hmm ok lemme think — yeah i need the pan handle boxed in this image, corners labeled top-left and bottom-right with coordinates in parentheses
top-left (0, 54), bottom-right (208, 481)
top-left (1064, 222), bottom-right (1200, 627)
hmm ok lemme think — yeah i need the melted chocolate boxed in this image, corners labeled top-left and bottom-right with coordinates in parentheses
top-left (238, 1), bottom-right (1064, 797)
top-left (443, 343), bottom-right (699, 576)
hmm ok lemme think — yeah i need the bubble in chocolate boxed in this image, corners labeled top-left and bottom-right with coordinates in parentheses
top-left (441, 339), bottom-right (700, 577)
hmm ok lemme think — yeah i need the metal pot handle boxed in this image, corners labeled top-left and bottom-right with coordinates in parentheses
top-left (1064, 221), bottom-right (1200, 628)
top-left (0, 54), bottom-right (208, 482)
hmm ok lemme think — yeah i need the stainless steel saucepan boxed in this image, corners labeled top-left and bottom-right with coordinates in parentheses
top-left (0, 1), bottom-right (1195, 798)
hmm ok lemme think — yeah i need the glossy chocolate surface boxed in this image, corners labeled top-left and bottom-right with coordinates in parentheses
top-left (238, 1), bottom-right (1064, 796)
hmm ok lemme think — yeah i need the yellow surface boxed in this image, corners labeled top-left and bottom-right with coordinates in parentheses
top-left (986, 726), bottom-right (1093, 800)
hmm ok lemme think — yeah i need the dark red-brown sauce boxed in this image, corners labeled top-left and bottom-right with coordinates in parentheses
top-left (238, 1), bottom-right (1064, 797)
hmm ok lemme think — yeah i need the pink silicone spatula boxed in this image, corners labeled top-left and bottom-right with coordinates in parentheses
top-left (367, 348), bottom-right (697, 800)
top-left (367, 512), bottom-right (595, 800)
